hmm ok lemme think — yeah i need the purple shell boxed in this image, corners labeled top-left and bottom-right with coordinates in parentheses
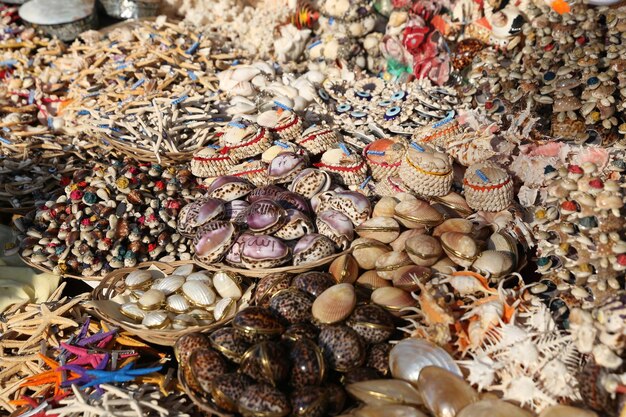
top-left (224, 200), bottom-right (251, 222)
top-left (194, 221), bottom-right (238, 263)
top-left (268, 152), bottom-right (306, 183)
top-left (293, 234), bottom-right (336, 266)
top-left (246, 199), bottom-right (287, 234)
top-left (277, 191), bottom-right (311, 215)
top-left (177, 198), bottom-right (225, 237)
top-left (315, 210), bottom-right (354, 250)
top-left (248, 185), bottom-right (286, 203)
top-left (225, 232), bottom-right (255, 266)
top-left (207, 176), bottom-right (254, 201)
top-left (241, 235), bottom-right (291, 269)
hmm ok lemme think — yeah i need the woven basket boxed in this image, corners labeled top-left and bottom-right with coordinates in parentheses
top-left (107, 136), bottom-right (197, 165)
top-left (463, 163), bottom-right (513, 212)
top-left (194, 249), bottom-right (350, 278)
top-left (362, 139), bottom-right (405, 182)
top-left (178, 367), bottom-right (233, 417)
top-left (399, 145), bottom-right (453, 197)
top-left (88, 261), bottom-right (246, 346)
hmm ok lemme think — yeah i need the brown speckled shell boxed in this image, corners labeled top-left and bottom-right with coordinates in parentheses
top-left (340, 367), bottom-right (380, 385)
top-left (269, 289), bottom-right (313, 324)
top-left (211, 373), bottom-right (254, 413)
top-left (238, 384), bottom-right (291, 417)
top-left (290, 386), bottom-right (329, 417)
top-left (255, 273), bottom-right (293, 307)
top-left (318, 325), bottom-right (365, 372)
top-left (290, 338), bottom-right (326, 389)
top-left (209, 327), bottom-right (251, 364)
top-left (282, 323), bottom-right (320, 344)
top-left (292, 272), bottom-right (336, 298)
top-left (189, 347), bottom-right (229, 394)
top-left (174, 333), bottom-right (211, 364)
top-left (346, 304), bottom-right (395, 344)
top-left (240, 341), bottom-right (290, 386)
top-left (233, 307), bottom-right (285, 342)
top-left (366, 343), bottom-right (392, 376)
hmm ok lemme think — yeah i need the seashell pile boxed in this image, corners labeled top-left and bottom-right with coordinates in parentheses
top-left (18, 158), bottom-right (202, 277)
top-left (530, 161), bottom-right (626, 306)
top-left (175, 275), bottom-right (398, 417)
top-left (117, 264), bottom-right (252, 330)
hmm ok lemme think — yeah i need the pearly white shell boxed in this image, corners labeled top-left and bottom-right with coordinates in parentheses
top-left (389, 338), bottom-right (461, 384)
top-left (187, 272), bottom-right (213, 283)
top-left (214, 297), bottom-right (237, 321)
top-left (182, 281), bottom-right (217, 307)
top-left (120, 302), bottom-right (146, 321)
top-left (213, 272), bottom-right (243, 300)
top-left (151, 275), bottom-right (185, 295)
top-left (173, 264), bottom-right (194, 277)
top-left (125, 270), bottom-right (152, 290)
top-left (137, 289), bottom-right (165, 311)
top-left (166, 294), bottom-right (190, 314)
top-left (142, 310), bottom-right (170, 329)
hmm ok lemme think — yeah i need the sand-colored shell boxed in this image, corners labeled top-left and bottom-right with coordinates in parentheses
top-left (356, 271), bottom-right (392, 290)
top-left (351, 238), bottom-right (391, 270)
top-left (430, 192), bottom-right (473, 217)
top-left (166, 294), bottom-right (190, 314)
top-left (125, 270), bottom-right (153, 290)
top-left (375, 251), bottom-right (413, 280)
top-left (431, 256), bottom-right (458, 274)
top-left (152, 275), bottom-right (186, 295)
top-left (142, 310), bottom-right (170, 329)
top-left (405, 235), bottom-right (443, 266)
top-left (346, 379), bottom-right (423, 407)
top-left (392, 265), bottom-right (432, 292)
top-left (213, 271), bottom-right (243, 300)
top-left (312, 283), bottom-right (357, 324)
top-left (137, 289), bottom-right (165, 311)
top-left (457, 400), bottom-right (534, 417)
top-left (329, 253), bottom-right (359, 284)
top-left (371, 287), bottom-right (415, 315)
top-left (418, 366), bottom-right (479, 417)
top-left (373, 197), bottom-right (399, 218)
top-left (182, 281), bottom-right (217, 307)
top-left (472, 250), bottom-right (514, 279)
top-left (440, 232), bottom-right (480, 267)
top-left (390, 229), bottom-right (427, 252)
top-left (394, 199), bottom-right (444, 229)
top-left (354, 405), bottom-right (429, 417)
top-left (355, 217), bottom-right (401, 244)
top-left (433, 218), bottom-right (474, 237)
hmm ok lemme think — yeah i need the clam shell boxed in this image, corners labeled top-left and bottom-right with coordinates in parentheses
top-left (405, 235), bottom-right (442, 266)
top-left (125, 270), bottom-right (152, 290)
top-left (390, 229), bottom-right (428, 253)
top-left (187, 272), bottom-right (213, 283)
top-left (392, 265), bottom-right (431, 292)
top-left (213, 271), bottom-right (243, 300)
top-left (141, 310), bottom-right (170, 329)
top-left (238, 384), bottom-right (290, 417)
top-left (457, 401), bottom-right (533, 417)
top-left (373, 197), bottom-right (399, 218)
top-left (173, 264), bottom-right (195, 277)
top-left (418, 366), bottom-right (479, 417)
top-left (351, 238), bottom-right (391, 270)
top-left (166, 294), bottom-right (190, 314)
top-left (356, 271), bottom-right (392, 290)
top-left (312, 283), bottom-right (357, 324)
top-left (182, 281), bottom-right (217, 307)
top-left (472, 250), bottom-right (514, 278)
top-left (120, 302), bottom-right (146, 321)
top-left (215, 297), bottom-right (237, 321)
top-left (375, 251), bottom-right (413, 280)
top-left (440, 232), bottom-right (480, 267)
top-left (355, 217), bottom-right (401, 244)
top-left (137, 289), bottom-right (165, 311)
top-left (172, 314), bottom-right (198, 330)
top-left (152, 275), bottom-right (186, 295)
top-left (269, 288), bottom-right (313, 324)
top-left (389, 339), bottom-right (461, 384)
top-left (329, 254), bottom-right (359, 284)
top-left (431, 256), bottom-right (458, 274)
top-left (354, 405), bottom-right (429, 417)
top-left (347, 379), bottom-right (422, 407)
top-left (394, 199), bottom-right (443, 229)
top-left (292, 271), bottom-right (335, 298)
top-left (433, 218), bottom-right (474, 237)
top-left (371, 287), bottom-right (415, 316)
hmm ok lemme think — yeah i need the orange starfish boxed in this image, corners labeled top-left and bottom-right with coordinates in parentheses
top-left (20, 354), bottom-right (79, 396)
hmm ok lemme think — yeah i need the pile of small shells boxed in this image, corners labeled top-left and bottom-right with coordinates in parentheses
top-left (180, 172), bottom-right (370, 269)
top-left (56, 17), bottom-right (247, 161)
top-left (530, 160), bottom-right (626, 308)
top-left (118, 264), bottom-right (252, 330)
top-left (174, 271), bottom-right (400, 417)
top-left (18, 158), bottom-right (202, 277)
top-left (461, 2), bottom-right (626, 144)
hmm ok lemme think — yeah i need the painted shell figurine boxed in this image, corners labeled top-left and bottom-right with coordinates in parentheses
top-left (463, 163), bottom-right (514, 212)
top-left (399, 144), bottom-right (453, 197)
top-left (316, 146), bottom-right (368, 187)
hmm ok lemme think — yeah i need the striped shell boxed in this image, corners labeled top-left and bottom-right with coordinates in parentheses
top-left (182, 281), bottom-right (217, 307)
top-left (312, 283), bottom-right (356, 324)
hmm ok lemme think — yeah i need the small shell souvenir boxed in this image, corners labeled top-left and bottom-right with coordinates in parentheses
top-left (463, 163), bottom-right (514, 212)
top-left (219, 122), bottom-right (272, 161)
top-left (257, 109), bottom-right (303, 142)
top-left (363, 138), bottom-right (406, 181)
top-left (230, 160), bottom-right (271, 187)
top-left (399, 144), bottom-right (453, 197)
top-left (191, 147), bottom-right (236, 178)
top-left (316, 146), bottom-right (368, 187)
top-left (297, 125), bottom-right (340, 155)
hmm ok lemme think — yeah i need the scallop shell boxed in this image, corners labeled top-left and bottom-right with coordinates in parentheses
top-left (125, 270), bottom-right (153, 290)
top-left (371, 287), bottom-right (415, 315)
top-left (375, 251), bottom-right (413, 280)
top-left (405, 235), bottom-right (442, 267)
top-left (355, 217), bottom-right (401, 243)
top-left (151, 275), bottom-right (186, 295)
top-left (182, 281), bottom-right (217, 307)
top-left (187, 272), bottom-right (213, 283)
top-left (312, 283), bottom-right (357, 324)
top-left (373, 197), bottom-right (399, 218)
top-left (213, 271), bottom-right (243, 300)
top-left (142, 310), bottom-right (170, 329)
top-left (440, 232), bottom-right (480, 268)
top-left (166, 294), bottom-right (190, 314)
top-left (390, 229), bottom-right (427, 253)
top-left (137, 289), bottom-right (165, 311)
top-left (392, 265), bottom-right (431, 292)
top-left (351, 238), bottom-right (392, 270)
top-left (120, 302), bottom-right (146, 321)
top-left (356, 271), bottom-right (392, 290)
top-left (215, 297), bottom-right (237, 321)
top-left (173, 264), bottom-right (195, 277)
top-left (433, 218), bottom-right (474, 237)
top-left (389, 339), bottom-right (461, 384)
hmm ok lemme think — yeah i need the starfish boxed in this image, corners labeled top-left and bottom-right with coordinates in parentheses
top-left (62, 363), bottom-right (162, 388)
top-left (60, 342), bottom-right (136, 369)
top-left (20, 354), bottom-right (79, 396)
top-left (10, 391), bottom-right (68, 417)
